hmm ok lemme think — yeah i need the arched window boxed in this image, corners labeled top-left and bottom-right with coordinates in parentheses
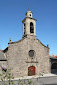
top-left (30, 22), bottom-right (34, 33)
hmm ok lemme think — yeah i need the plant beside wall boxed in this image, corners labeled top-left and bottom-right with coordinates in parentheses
top-left (0, 69), bottom-right (14, 85)
top-left (0, 68), bottom-right (43, 85)
top-left (0, 69), bottom-right (33, 85)
top-left (1, 66), bottom-right (7, 72)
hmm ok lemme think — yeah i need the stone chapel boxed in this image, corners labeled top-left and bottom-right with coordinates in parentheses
top-left (0, 10), bottom-right (51, 78)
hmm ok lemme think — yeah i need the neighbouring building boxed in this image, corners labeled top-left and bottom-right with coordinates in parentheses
top-left (0, 10), bottom-right (56, 78)
top-left (50, 55), bottom-right (57, 73)
top-left (0, 50), bottom-right (3, 52)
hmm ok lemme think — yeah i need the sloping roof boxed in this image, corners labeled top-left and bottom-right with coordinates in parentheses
top-left (8, 37), bottom-right (49, 49)
top-left (0, 50), bottom-right (3, 52)
top-left (36, 39), bottom-right (49, 49)
top-left (54, 55), bottom-right (57, 58)
top-left (0, 52), bottom-right (7, 61)
top-left (22, 17), bottom-right (37, 23)
top-left (50, 57), bottom-right (57, 61)
top-left (8, 38), bottom-right (24, 44)
top-left (50, 55), bottom-right (57, 58)
top-left (3, 47), bottom-right (8, 53)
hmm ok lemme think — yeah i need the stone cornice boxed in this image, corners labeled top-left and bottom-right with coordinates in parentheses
top-left (8, 38), bottom-right (24, 44)
top-left (26, 61), bottom-right (38, 63)
top-left (37, 39), bottom-right (50, 49)
top-left (22, 17), bottom-right (37, 23)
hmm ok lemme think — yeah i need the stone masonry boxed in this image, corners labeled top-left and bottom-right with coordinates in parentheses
top-left (6, 35), bottom-right (50, 78)
top-left (0, 10), bottom-right (51, 78)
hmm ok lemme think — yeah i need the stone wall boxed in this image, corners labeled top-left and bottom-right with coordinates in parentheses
top-left (0, 61), bottom-right (7, 75)
top-left (6, 35), bottom-right (50, 78)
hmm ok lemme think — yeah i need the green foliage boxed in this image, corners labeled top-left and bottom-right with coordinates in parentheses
top-left (18, 79), bottom-right (22, 85)
top-left (0, 74), bottom-right (2, 76)
top-left (24, 79), bottom-right (26, 84)
top-left (0, 69), bottom-right (14, 85)
top-left (1, 77), bottom-right (3, 81)
top-left (0, 68), bottom-right (43, 85)
top-left (28, 79), bottom-right (32, 85)
top-left (19, 79), bottom-right (22, 82)
top-left (4, 84), bottom-right (7, 85)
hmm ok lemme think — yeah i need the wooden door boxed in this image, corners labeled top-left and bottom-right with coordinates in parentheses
top-left (28, 66), bottom-right (35, 76)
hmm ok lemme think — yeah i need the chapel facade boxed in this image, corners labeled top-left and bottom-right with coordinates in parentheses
top-left (0, 10), bottom-right (51, 78)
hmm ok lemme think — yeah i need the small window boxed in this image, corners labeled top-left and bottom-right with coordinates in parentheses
top-left (30, 14), bottom-right (31, 16)
top-left (29, 50), bottom-right (35, 57)
top-left (24, 23), bottom-right (26, 35)
top-left (24, 23), bottom-right (25, 26)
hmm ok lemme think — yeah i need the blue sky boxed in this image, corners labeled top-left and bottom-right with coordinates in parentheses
top-left (0, 0), bottom-right (57, 55)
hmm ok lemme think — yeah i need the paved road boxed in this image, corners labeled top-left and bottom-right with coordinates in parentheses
top-left (0, 75), bottom-right (57, 85)
top-left (35, 76), bottom-right (57, 85)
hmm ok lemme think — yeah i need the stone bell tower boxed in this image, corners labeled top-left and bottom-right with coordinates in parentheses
top-left (22, 10), bottom-right (37, 38)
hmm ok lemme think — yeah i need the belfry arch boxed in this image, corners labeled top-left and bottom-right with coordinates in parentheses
top-left (22, 10), bottom-right (36, 38)
top-left (30, 22), bottom-right (34, 33)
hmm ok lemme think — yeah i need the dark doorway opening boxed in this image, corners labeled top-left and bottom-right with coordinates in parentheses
top-left (51, 63), bottom-right (57, 74)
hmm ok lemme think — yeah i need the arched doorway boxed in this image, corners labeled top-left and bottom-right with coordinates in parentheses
top-left (51, 63), bottom-right (57, 73)
top-left (28, 66), bottom-right (35, 76)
